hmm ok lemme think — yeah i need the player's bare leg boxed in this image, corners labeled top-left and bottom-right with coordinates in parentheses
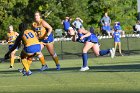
top-left (46, 43), bottom-right (60, 70)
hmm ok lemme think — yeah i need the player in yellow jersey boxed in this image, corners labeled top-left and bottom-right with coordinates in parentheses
top-left (7, 25), bottom-right (19, 69)
top-left (5, 23), bottom-right (47, 76)
top-left (32, 11), bottom-right (60, 71)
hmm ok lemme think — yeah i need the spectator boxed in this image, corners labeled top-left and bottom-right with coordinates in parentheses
top-left (72, 17), bottom-right (83, 30)
top-left (113, 22), bottom-right (125, 37)
top-left (134, 20), bottom-right (140, 34)
top-left (102, 22), bottom-right (112, 36)
top-left (112, 29), bottom-right (123, 56)
top-left (62, 17), bottom-right (71, 37)
top-left (101, 12), bottom-right (111, 26)
top-left (62, 17), bottom-right (71, 32)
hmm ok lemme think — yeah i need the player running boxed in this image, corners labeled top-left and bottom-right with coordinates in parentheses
top-left (68, 27), bottom-right (115, 71)
top-left (32, 11), bottom-right (60, 71)
top-left (5, 23), bottom-right (47, 76)
top-left (6, 25), bottom-right (19, 69)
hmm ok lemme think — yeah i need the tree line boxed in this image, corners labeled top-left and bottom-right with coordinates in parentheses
top-left (0, 0), bottom-right (137, 39)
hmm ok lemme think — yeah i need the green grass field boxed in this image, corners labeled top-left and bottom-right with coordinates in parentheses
top-left (0, 37), bottom-right (140, 93)
top-left (0, 55), bottom-right (140, 93)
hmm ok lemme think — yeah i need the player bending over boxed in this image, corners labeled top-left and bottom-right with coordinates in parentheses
top-left (5, 23), bottom-right (46, 76)
top-left (68, 27), bottom-right (115, 71)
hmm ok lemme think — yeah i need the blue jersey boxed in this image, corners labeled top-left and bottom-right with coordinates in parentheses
top-left (77, 33), bottom-right (98, 43)
top-left (63, 20), bottom-right (70, 31)
top-left (113, 32), bottom-right (121, 42)
top-left (76, 33), bottom-right (88, 43)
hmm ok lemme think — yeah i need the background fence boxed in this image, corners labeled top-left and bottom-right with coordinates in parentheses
top-left (0, 35), bottom-right (140, 61)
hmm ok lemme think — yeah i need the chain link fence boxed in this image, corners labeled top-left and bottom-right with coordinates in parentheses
top-left (0, 36), bottom-right (140, 60)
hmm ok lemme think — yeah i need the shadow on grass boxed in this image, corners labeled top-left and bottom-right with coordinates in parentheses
top-left (90, 63), bottom-right (140, 72)
top-left (59, 63), bottom-right (140, 72)
top-left (0, 63), bottom-right (140, 75)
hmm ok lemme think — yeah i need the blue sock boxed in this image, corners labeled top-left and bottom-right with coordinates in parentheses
top-left (82, 53), bottom-right (88, 67)
top-left (99, 49), bottom-right (110, 56)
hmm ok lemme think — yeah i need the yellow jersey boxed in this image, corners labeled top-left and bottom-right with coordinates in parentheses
top-left (22, 30), bottom-right (40, 47)
top-left (32, 19), bottom-right (47, 39)
top-left (7, 31), bottom-right (18, 45)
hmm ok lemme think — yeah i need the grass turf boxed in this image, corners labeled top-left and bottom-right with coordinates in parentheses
top-left (0, 55), bottom-right (140, 93)
top-left (0, 37), bottom-right (140, 93)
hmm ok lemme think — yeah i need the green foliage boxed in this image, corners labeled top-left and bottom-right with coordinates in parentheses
top-left (88, 0), bottom-right (137, 33)
top-left (0, 0), bottom-right (28, 39)
top-left (0, 0), bottom-right (138, 39)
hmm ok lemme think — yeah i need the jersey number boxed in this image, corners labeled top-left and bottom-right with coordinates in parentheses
top-left (24, 32), bottom-right (34, 39)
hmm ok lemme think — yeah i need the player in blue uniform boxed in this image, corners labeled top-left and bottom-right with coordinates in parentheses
top-left (113, 29), bottom-right (123, 56)
top-left (68, 27), bottom-right (115, 71)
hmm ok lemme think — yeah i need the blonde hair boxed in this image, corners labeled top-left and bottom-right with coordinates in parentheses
top-left (8, 25), bottom-right (13, 31)
top-left (9, 25), bottom-right (13, 28)
top-left (35, 11), bottom-right (42, 16)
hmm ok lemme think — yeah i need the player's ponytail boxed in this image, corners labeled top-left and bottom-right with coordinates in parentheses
top-left (90, 27), bottom-right (96, 35)
top-left (19, 23), bottom-right (28, 34)
top-left (18, 23), bottom-right (28, 49)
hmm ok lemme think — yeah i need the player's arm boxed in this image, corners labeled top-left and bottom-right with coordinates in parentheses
top-left (109, 17), bottom-right (111, 25)
top-left (112, 32), bottom-right (115, 38)
top-left (79, 18), bottom-right (83, 23)
top-left (79, 29), bottom-right (91, 40)
top-left (68, 28), bottom-right (77, 42)
top-left (69, 31), bottom-right (77, 42)
top-left (15, 32), bottom-right (19, 36)
top-left (42, 20), bottom-right (52, 37)
top-left (100, 17), bottom-right (104, 26)
top-left (71, 34), bottom-right (77, 42)
top-left (6, 34), bottom-right (9, 42)
top-left (61, 20), bottom-right (64, 24)
top-left (31, 24), bottom-right (35, 31)
top-left (69, 17), bottom-right (72, 21)
top-left (72, 21), bottom-right (76, 28)
top-left (34, 32), bottom-right (40, 39)
top-left (6, 33), bottom-right (12, 43)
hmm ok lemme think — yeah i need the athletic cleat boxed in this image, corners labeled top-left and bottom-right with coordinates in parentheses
top-left (80, 66), bottom-right (89, 71)
top-left (21, 69), bottom-right (26, 75)
top-left (119, 53), bottom-right (124, 56)
top-left (110, 48), bottom-right (115, 58)
top-left (23, 70), bottom-right (32, 76)
top-left (40, 65), bottom-right (48, 71)
top-left (22, 70), bottom-right (26, 75)
top-left (18, 69), bottom-right (23, 73)
top-left (9, 65), bottom-right (14, 69)
top-left (112, 48), bottom-right (115, 54)
top-left (26, 70), bottom-right (32, 76)
top-left (56, 64), bottom-right (60, 71)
